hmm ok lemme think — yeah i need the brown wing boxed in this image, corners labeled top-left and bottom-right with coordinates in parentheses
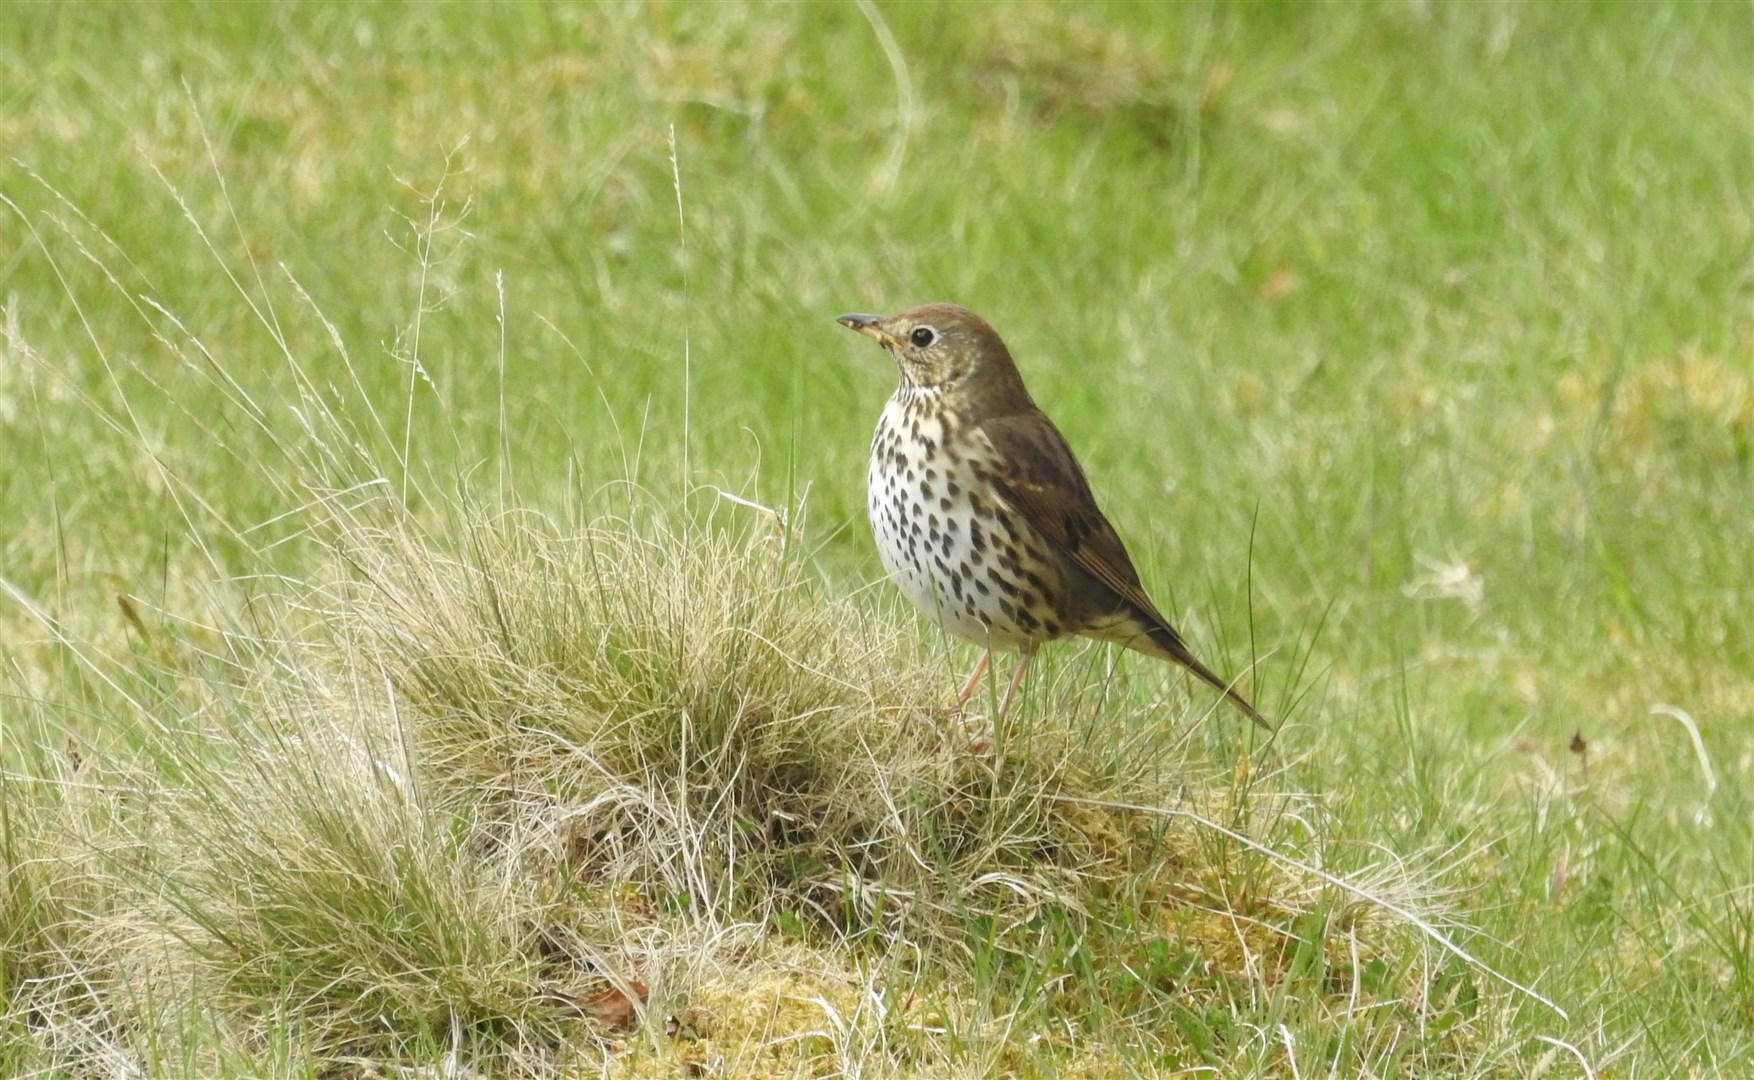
top-left (976, 411), bottom-right (1272, 730)
top-left (975, 410), bottom-right (1170, 626)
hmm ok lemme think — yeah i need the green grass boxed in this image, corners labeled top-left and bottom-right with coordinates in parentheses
top-left (1, 0), bottom-right (1750, 1075)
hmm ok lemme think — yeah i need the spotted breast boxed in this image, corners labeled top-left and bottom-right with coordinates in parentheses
top-left (867, 386), bottom-right (1069, 651)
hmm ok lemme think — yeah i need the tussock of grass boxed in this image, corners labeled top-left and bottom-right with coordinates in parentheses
top-left (975, 6), bottom-right (1221, 130)
top-left (5, 476), bottom-right (1473, 1074)
top-left (0, 698), bottom-right (135, 1073)
top-left (143, 700), bottom-right (557, 1063)
top-left (0, 780), bottom-right (95, 1064)
top-left (162, 499), bottom-right (1480, 1071)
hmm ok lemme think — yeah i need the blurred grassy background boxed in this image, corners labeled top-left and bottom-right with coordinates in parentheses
top-left (2, 0), bottom-right (1751, 1073)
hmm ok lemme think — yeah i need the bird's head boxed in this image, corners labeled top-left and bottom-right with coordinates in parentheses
top-left (837, 302), bottom-right (1033, 413)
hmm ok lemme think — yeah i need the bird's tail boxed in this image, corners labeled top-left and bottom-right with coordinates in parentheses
top-left (1129, 622), bottom-right (1273, 731)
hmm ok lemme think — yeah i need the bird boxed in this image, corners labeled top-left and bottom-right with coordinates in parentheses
top-left (838, 302), bottom-right (1269, 730)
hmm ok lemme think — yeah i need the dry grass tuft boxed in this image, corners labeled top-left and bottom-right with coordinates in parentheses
top-left (1, 484), bottom-right (1488, 1073)
top-left (1571, 348), bottom-right (1754, 469)
top-left (319, 504), bottom-right (1288, 958)
top-left (973, 5), bottom-right (1229, 133)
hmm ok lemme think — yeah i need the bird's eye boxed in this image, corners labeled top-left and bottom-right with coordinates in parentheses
top-left (910, 327), bottom-right (936, 348)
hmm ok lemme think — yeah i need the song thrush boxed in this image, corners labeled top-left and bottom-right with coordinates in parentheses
top-left (838, 302), bottom-right (1269, 729)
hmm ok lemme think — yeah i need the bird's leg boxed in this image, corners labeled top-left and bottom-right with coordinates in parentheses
top-left (994, 651), bottom-right (1034, 726)
top-left (957, 651), bottom-right (991, 705)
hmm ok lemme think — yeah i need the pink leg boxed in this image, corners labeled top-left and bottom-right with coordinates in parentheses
top-left (994, 652), bottom-right (1034, 725)
top-left (957, 651), bottom-right (991, 704)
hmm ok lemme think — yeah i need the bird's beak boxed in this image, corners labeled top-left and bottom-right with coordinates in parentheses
top-left (838, 312), bottom-right (901, 349)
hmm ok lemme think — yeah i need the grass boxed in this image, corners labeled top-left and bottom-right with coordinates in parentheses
top-left (0, 0), bottom-right (1750, 1075)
